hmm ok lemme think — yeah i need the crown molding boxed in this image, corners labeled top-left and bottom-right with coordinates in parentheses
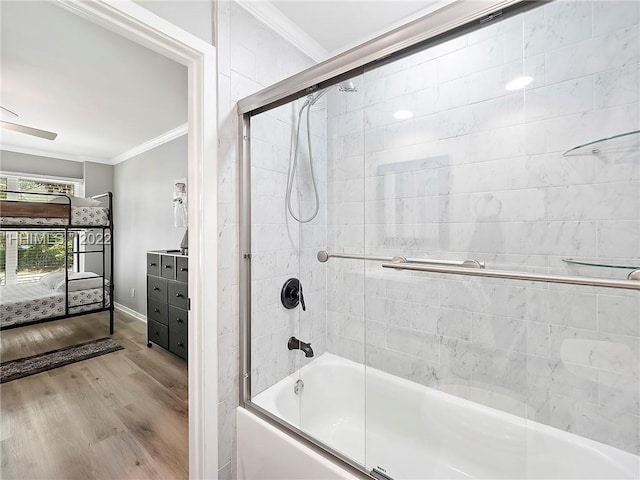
top-left (0, 144), bottom-right (111, 164)
top-left (110, 122), bottom-right (188, 164)
top-left (234, 0), bottom-right (329, 62)
top-left (1, 123), bottom-right (188, 166)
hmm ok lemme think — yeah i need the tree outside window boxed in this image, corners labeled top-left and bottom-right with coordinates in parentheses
top-left (0, 176), bottom-right (78, 285)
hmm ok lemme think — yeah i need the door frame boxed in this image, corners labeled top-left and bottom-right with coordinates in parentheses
top-left (55, 1), bottom-right (218, 477)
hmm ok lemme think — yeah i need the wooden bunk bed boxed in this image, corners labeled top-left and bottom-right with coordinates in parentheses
top-left (0, 191), bottom-right (114, 334)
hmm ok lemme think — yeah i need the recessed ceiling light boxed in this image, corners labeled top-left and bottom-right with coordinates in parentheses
top-left (393, 110), bottom-right (413, 120)
top-left (505, 76), bottom-right (533, 91)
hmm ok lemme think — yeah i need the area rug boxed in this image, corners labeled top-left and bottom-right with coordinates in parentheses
top-left (1, 337), bottom-right (123, 383)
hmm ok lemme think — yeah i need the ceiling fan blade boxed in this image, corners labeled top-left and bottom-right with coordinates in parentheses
top-left (0, 120), bottom-right (57, 140)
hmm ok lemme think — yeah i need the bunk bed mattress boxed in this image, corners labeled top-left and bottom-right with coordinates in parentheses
top-left (0, 283), bottom-right (110, 328)
top-left (0, 206), bottom-right (109, 226)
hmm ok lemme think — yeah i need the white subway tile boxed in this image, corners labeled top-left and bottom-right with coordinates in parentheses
top-left (594, 64), bottom-right (640, 109)
top-left (593, 0), bottom-right (640, 37)
top-left (523, 1), bottom-right (592, 58)
top-left (507, 221), bottom-right (597, 256)
top-left (545, 26), bottom-right (640, 85)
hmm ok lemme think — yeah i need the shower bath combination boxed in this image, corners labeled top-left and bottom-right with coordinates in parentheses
top-left (285, 81), bottom-right (358, 223)
top-left (240, 0), bottom-right (640, 479)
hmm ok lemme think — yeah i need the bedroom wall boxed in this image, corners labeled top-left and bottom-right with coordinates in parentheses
top-left (113, 135), bottom-right (187, 316)
top-left (83, 161), bottom-right (114, 197)
top-left (0, 150), bottom-right (83, 179)
top-left (83, 161), bottom-right (115, 278)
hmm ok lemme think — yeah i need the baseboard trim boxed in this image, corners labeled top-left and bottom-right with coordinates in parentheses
top-left (114, 302), bottom-right (146, 323)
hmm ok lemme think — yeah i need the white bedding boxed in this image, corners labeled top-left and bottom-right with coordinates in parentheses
top-left (0, 282), bottom-right (110, 328)
top-left (0, 206), bottom-right (109, 226)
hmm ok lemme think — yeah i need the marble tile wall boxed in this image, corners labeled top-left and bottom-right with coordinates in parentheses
top-left (250, 98), bottom-right (328, 396)
top-left (216, 2), bottom-right (315, 478)
top-left (325, 1), bottom-right (640, 454)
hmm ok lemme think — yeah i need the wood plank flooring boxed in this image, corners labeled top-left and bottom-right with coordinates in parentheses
top-left (0, 311), bottom-right (188, 479)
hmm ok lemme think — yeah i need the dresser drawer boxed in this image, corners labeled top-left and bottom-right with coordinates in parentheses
top-left (176, 256), bottom-right (188, 283)
top-left (168, 280), bottom-right (188, 310)
top-left (148, 320), bottom-right (168, 349)
top-left (147, 276), bottom-right (167, 302)
top-left (161, 255), bottom-right (175, 279)
top-left (147, 298), bottom-right (168, 325)
top-left (169, 306), bottom-right (188, 329)
top-left (147, 253), bottom-right (160, 276)
top-left (169, 318), bottom-right (187, 360)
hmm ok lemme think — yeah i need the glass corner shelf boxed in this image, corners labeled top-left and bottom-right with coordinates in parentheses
top-left (562, 258), bottom-right (640, 270)
top-left (563, 129), bottom-right (640, 157)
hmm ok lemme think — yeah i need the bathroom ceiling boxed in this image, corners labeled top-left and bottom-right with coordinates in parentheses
top-left (0, 1), bottom-right (187, 164)
top-left (269, 0), bottom-right (454, 58)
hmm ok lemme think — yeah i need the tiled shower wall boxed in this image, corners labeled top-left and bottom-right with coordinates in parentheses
top-left (216, 1), bottom-right (315, 478)
top-left (326, 1), bottom-right (640, 454)
top-left (250, 98), bottom-right (328, 396)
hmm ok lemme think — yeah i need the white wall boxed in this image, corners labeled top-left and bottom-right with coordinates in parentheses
top-left (216, 1), bottom-right (316, 478)
top-left (113, 135), bottom-right (187, 314)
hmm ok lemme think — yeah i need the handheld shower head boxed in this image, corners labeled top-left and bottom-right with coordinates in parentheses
top-left (338, 80), bottom-right (358, 92)
top-left (307, 80), bottom-right (358, 105)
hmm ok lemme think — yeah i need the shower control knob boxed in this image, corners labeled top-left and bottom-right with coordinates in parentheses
top-left (281, 278), bottom-right (305, 310)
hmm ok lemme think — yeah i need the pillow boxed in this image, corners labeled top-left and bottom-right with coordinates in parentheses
top-left (40, 272), bottom-right (66, 290)
top-left (54, 272), bottom-right (108, 292)
top-left (50, 195), bottom-right (101, 207)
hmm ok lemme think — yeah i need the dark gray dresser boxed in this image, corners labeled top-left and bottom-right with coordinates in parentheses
top-left (146, 250), bottom-right (188, 360)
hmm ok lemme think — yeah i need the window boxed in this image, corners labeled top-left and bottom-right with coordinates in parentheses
top-left (17, 178), bottom-right (75, 200)
top-left (0, 175), bottom-right (80, 285)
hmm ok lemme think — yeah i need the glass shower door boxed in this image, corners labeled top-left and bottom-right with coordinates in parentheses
top-left (357, 1), bottom-right (640, 478)
top-left (248, 102), bottom-right (306, 430)
top-left (357, 17), bottom-right (529, 474)
top-left (296, 75), bottom-right (368, 466)
top-left (248, 79), bottom-right (369, 469)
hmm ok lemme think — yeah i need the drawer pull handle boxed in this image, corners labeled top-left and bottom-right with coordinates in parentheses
top-left (154, 308), bottom-right (160, 313)
top-left (177, 342), bottom-right (184, 347)
top-left (180, 268), bottom-right (188, 272)
top-left (165, 265), bottom-right (172, 269)
top-left (176, 293), bottom-right (183, 298)
top-left (150, 263), bottom-right (157, 266)
top-left (177, 318), bottom-right (184, 323)
top-left (153, 287), bottom-right (160, 291)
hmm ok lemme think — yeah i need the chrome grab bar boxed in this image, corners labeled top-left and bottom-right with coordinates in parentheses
top-left (316, 250), bottom-right (484, 269)
top-left (381, 263), bottom-right (640, 291)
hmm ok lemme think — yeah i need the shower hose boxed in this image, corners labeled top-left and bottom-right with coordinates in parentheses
top-left (285, 93), bottom-right (323, 223)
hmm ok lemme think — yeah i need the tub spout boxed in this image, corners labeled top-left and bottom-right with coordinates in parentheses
top-left (288, 336), bottom-right (314, 358)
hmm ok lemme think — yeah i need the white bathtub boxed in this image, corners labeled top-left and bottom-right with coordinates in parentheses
top-left (252, 353), bottom-right (639, 479)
